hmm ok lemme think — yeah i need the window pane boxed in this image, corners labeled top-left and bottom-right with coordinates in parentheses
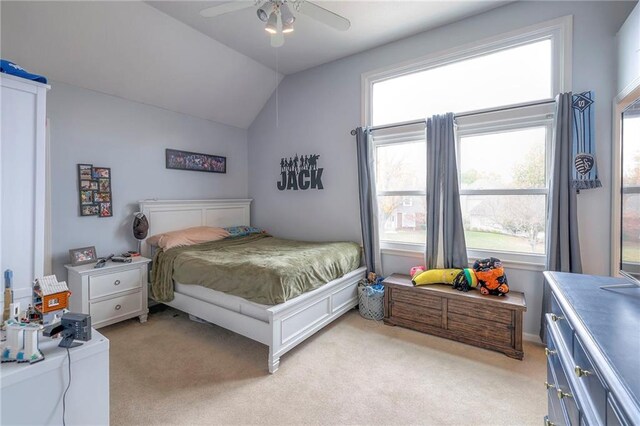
top-left (461, 194), bottom-right (546, 254)
top-left (622, 113), bottom-right (640, 187)
top-left (376, 141), bottom-right (426, 191)
top-left (372, 40), bottom-right (552, 126)
top-left (622, 192), bottom-right (640, 266)
top-left (378, 196), bottom-right (426, 244)
top-left (460, 128), bottom-right (547, 190)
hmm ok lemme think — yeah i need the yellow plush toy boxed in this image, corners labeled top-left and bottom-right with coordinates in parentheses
top-left (412, 269), bottom-right (462, 286)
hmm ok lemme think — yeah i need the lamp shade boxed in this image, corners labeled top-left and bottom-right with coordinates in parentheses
top-left (133, 213), bottom-right (149, 240)
top-left (265, 11), bottom-right (278, 34)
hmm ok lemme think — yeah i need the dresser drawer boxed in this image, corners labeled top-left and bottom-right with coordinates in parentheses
top-left (90, 268), bottom-right (142, 300)
top-left (551, 294), bottom-right (573, 353)
top-left (90, 291), bottom-right (142, 325)
top-left (447, 313), bottom-right (512, 346)
top-left (573, 335), bottom-right (606, 424)
top-left (392, 287), bottom-right (441, 310)
top-left (448, 298), bottom-right (512, 325)
top-left (390, 302), bottom-right (442, 328)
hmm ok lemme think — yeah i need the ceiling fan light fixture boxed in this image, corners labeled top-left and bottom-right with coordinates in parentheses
top-left (280, 3), bottom-right (295, 25)
top-left (282, 20), bottom-right (294, 34)
top-left (256, 2), bottom-right (273, 22)
top-left (265, 11), bottom-right (278, 34)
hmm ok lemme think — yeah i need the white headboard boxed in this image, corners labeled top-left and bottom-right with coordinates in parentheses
top-left (138, 199), bottom-right (252, 257)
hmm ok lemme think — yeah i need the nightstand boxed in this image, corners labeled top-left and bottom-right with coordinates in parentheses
top-left (65, 257), bottom-right (151, 329)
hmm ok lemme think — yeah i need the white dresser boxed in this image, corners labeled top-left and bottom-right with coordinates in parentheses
top-left (0, 74), bottom-right (49, 307)
top-left (65, 257), bottom-right (151, 328)
top-left (1, 329), bottom-right (109, 425)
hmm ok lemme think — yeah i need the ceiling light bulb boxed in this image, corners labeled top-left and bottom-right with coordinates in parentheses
top-left (257, 2), bottom-right (273, 22)
top-left (280, 3), bottom-right (295, 26)
top-left (282, 21), bottom-right (294, 34)
top-left (265, 11), bottom-right (278, 34)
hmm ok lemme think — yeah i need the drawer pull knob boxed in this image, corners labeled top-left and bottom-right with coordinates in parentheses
top-left (574, 366), bottom-right (592, 377)
top-left (115, 304), bottom-right (122, 311)
top-left (544, 381), bottom-right (555, 390)
top-left (550, 314), bottom-right (564, 322)
top-left (557, 389), bottom-right (573, 399)
top-left (544, 348), bottom-right (557, 357)
top-left (114, 280), bottom-right (121, 286)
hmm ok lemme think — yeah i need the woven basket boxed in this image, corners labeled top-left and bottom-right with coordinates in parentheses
top-left (358, 284), bottom-right (385, 320)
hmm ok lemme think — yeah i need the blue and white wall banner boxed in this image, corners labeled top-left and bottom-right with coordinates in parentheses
top-left (572, 91), bottom-right (602, 190)
top-left (277, 154), bottom-right (324, 191)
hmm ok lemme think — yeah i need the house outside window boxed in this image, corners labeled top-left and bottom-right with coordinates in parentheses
top-left (364, 17), bottom-right (571, 263)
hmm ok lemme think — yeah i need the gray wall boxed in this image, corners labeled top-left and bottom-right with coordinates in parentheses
top-left (248, 1), bottom-right (635, 337)
top-left (49, 82), bottom-right (248, 279)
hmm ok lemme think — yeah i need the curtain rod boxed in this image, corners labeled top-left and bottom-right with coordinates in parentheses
top-left (349, 99), bottom-right (556, 136)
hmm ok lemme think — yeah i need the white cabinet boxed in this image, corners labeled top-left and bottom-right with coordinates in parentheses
top-left (65, 257), bottom-right (151, 328)
top-left (0, 74), bottom-right (49, 307)
top-left (1, 329), bottom-right (109, 425)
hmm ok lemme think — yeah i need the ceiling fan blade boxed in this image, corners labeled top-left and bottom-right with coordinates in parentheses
top-left (298, 1), bottom-right (350, 31)
top-left (199, 1), bottom-right (253, 18)
top-left (271, 32), bottom-right (284, 48)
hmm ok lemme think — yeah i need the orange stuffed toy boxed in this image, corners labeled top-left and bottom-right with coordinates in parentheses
top-left (472, 257), bottom-right (509, 296)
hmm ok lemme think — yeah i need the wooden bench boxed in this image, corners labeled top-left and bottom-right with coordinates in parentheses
top-left (383, 273), bottom-right (527, 359)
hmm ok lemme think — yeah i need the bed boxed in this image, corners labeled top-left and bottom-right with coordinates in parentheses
top-left (139, 199), bottom-right (366, 373)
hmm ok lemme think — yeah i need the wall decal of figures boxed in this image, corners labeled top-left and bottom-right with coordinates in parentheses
top-left (276, 153), bottom-right (324, 191)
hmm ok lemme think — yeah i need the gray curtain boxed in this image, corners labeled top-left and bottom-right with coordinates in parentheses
top-left (355, 127), bottom-right (375, 273)
top-left (426, 113), bottom-right (468, 270)
top-left (539, 93), bottom-right (583, 342)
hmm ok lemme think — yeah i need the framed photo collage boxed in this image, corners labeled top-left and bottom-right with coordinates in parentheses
top-left (77, 164), bottom-right (112, 217)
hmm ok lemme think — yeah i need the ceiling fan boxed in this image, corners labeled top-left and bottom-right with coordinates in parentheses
top-left (199, 0), bottom-right (351, 47)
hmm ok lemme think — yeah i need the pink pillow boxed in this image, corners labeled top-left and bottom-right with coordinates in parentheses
top-left (147, 226), bottom-right (230, 250)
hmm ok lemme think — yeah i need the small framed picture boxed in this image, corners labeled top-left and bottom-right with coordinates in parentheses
top-left (69, 246), bottom-right (97, 266)
top-left (80, 190), bottom-right (93, 205)
top-left (98, 178), bottom-right (110, 192)
top-left (99, 202), bottom-right (112, 217)
top-left (93, 167), bottom-right (110, 178)
top-left (80, 180), bottom-right (93, 190)
top-left (94, 192), bottom-right (111, 203)
top-left (78, 164), bottom-right (93, 180)
top-left (81, 204), bottom-right (99, 216)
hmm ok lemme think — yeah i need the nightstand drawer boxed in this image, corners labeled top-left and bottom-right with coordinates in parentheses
top-left (90, 268), bottom-right (142, 300)
top-left (90, 291), bottom-right (142, 325)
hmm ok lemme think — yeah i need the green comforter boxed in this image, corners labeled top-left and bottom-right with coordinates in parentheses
top-left (151, 233), bottom-right (361, 305)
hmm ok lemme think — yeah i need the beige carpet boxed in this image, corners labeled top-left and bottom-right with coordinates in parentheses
top-left (102, 307), bottom-right (546, 425)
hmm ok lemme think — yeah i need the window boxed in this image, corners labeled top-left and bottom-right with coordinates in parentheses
top-left (366, 17), bottom-right (570, 261)
top-left (375, 130), bottom-right (426, 245)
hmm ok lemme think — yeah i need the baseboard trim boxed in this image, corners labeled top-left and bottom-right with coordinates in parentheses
top-left (524, 332), bottom-right (542, 344)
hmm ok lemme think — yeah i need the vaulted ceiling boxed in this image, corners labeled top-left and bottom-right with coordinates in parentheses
top-left (1, 1), bottom-right (509, 129)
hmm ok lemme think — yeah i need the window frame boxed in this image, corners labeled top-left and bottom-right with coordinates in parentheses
top-left (456, 105), bottom-right (554, 264)
top-left (363, 16), bottom-right (572, 268)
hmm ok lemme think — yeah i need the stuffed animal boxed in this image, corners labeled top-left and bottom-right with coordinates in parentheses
top-left (472, 257), bottom-right (509, 296)
top-left (412, 269), bottom-right (462, 286)
top-left (409, 266), bottom-right (426, 278)
top-left (452, 268), bottom-right (479, 292)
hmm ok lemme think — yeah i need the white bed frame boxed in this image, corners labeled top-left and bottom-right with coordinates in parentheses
top-left (139, 199), bottom-right (366, 373)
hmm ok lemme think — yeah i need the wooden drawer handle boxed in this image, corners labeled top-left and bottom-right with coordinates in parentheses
top-left (544, 381), bottom-right (555, 390)
top-left (544, 348), bottom-right (557, 357)
top-left (557, 389), bottom-right (573, 399)
top-left (114, 279), bottom-right (121, 286)
top-left (550, 314), bottom-right (564, 322)
top-left (574, 365), bottom-right (592, 377)
top-left (115, 304), bottom-right (122, 311)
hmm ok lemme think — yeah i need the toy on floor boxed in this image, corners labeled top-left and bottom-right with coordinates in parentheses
top-left (472, 257), bottom-right (509, 296)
